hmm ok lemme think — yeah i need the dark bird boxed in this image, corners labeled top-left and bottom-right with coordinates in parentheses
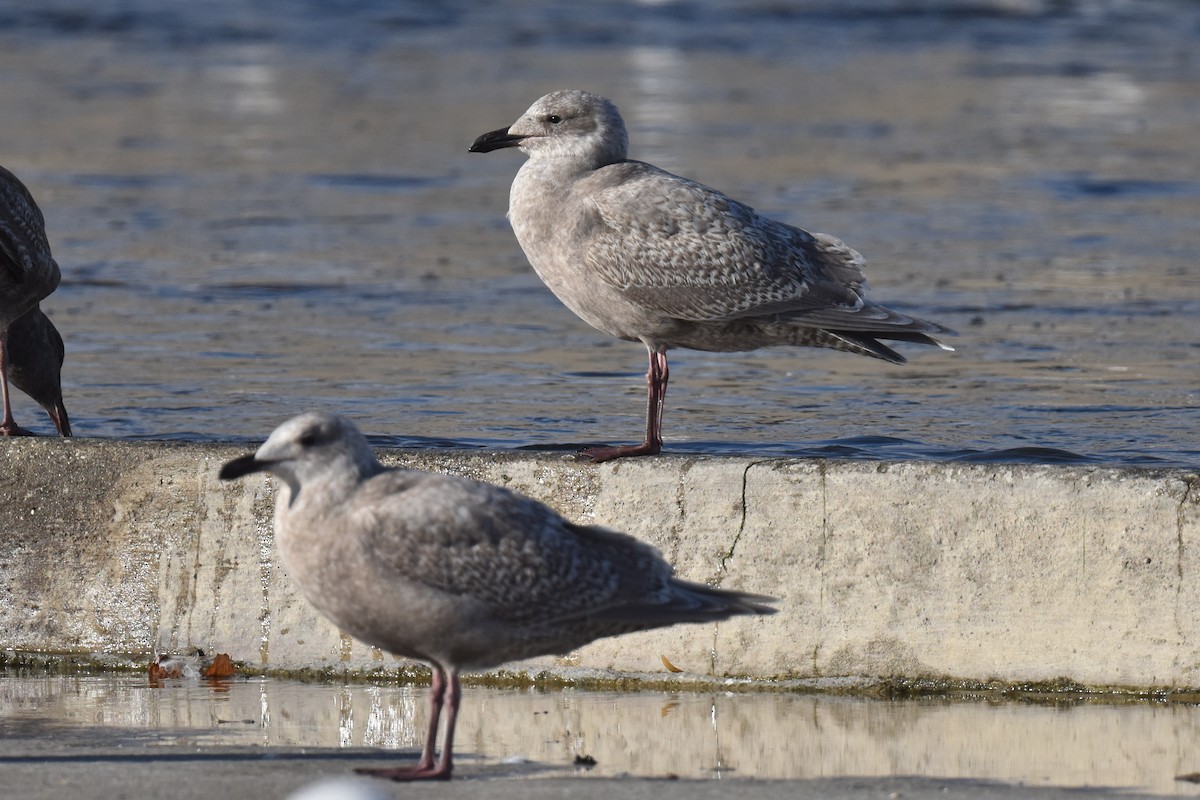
top-left (470, 90), bottom-right (953, 461)
top-left (220, 412), bottom-right (775, 781)
top-left (1, 165), bottom-right (68, 436)
top-left (5, 307), bottom-right (70, 436)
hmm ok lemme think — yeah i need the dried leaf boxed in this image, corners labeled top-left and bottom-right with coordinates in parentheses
top-left (202, 653), bottom-right (237, 679)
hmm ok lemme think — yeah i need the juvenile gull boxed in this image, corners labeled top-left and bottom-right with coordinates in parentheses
top-left (470, 90), bottom-right (954, 462)
top-left (219, 412), bottom-right (775, 781)
top-left (0, 165), bottom-right (68, 436)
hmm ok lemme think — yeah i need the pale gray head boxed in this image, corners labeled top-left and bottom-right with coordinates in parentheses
top-left (219, 412), bottom-right (381, 499)
top-left (469, 89), bottom-right (629, 169)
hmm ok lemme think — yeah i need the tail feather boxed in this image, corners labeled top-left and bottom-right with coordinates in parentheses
top-left (589, 579), bottom-right (777, 626)
top-left (829, 327), bottom-right (955, 364)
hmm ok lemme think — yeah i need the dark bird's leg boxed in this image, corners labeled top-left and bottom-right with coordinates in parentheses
top-left (357, 665), bottom-right (458, 781)
top-left (583, 348), bottom-right (668, 462)
top-left (0, 332), bottom-right (33, 437)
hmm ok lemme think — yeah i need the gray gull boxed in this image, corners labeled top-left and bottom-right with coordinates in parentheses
top-left (0, 165), bottom-right (68, 436)
top-left (219, 411), bottom-right (776, 781)
top-left (470, 89), bottom-right (954, 462)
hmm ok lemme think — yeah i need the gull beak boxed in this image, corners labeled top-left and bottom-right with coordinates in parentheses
top-left (46, 402), bottom-right (71, 437)
top-left (219, 454), bottom-right (270, 481)
top-left (469, 127), bottom-right (525, 153)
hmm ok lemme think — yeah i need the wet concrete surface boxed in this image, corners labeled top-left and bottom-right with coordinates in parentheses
top-left (0, 0), bottom-right (1196, 465)
top-left (2, 672), bottom-right (1200, 798)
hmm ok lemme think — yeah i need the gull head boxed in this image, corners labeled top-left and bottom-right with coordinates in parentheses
top-left (219, 412), bottom-right (381, 499)
top-left (5, 308), bottom-right (71, 436)
top-left (469, 89), bottom-right (628, 168)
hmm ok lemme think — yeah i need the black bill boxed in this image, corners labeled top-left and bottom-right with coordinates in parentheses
top-left (469, 127), bottom-right (524, 153)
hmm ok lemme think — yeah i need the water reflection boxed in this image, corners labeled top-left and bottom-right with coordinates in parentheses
top-left (626, 45), bottom-right (691, 170)
top-left (2, 674), bottom-right (1200, 793)
top-left (212, 61), bottom-right (285, 117)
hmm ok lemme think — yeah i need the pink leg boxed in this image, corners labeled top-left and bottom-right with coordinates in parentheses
top-left (584, 348), bottom-right (668, 463)
top-left (0, 331), bottom-right (30, 437)
top-left (357, 667), bottom-right (457, 781)
top-left (430, 669), bottom-right (461, 777)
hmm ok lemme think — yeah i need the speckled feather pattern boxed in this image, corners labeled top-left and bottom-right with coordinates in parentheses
top-left (0, 166), bottom-right (60, 327)
top-left (348, 474), bottom-right (674, 625)
top-left (581, 164), bottom-right (865, 319)
top-left (245, 413), bottom-right (774, 670)
top-left (503, 90), bottom-right (952, 359)
top-left (1, 166), bottom-right (69, 436)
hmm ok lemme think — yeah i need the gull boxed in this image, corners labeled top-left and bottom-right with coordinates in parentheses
top-left (470, 89), bottom-right (953, 462)
top-left (4, 307), bottom-right (70, 436)
top-left (0, 166), bottom-right (69, 436)
top-left (219, 412), bottom-right (776, 781)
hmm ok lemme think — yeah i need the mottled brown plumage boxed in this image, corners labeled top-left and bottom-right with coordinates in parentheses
top-left (471, 90), bottom-right (953, 461)
top-left (219, 412), bottom-right (774, 781)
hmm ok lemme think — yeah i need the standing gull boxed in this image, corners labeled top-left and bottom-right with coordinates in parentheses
top-left (470, 89), bottom-right (953, 462)
top-left (219, 412), bottom-right (775, 781)
top-left (0, 165), bottom-right (69, 436)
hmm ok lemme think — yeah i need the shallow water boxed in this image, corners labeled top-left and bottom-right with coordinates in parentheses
top-left (3, 673), bottom-right (1200, 793)
top-left (1, 0), bottom-right (1197, 466)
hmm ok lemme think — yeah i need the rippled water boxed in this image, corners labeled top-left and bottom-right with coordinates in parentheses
top-left (4, 673), bottom-right (1200, 793)
top-left (2, 0), bottom-right (1197, 466)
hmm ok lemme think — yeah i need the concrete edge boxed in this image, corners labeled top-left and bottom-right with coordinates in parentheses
top-left (2, 436), bottom-right (1198, 691)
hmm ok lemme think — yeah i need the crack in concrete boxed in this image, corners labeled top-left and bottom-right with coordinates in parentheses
top-left (718, 459), bottom-right (771, 578)
top-left (814, 461), bottom-right (828, 678)
top-left (713, 459), bottom-right (769, 677)
top-left (182, 489), bottom-right (205, 652)
top-left (1175, 475), bottom-right (1199, 643)
top-left (671, 458), bottom-right (694, 567)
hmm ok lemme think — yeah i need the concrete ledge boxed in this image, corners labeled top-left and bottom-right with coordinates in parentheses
top-left (1, 437), bottom-right (1197, 690)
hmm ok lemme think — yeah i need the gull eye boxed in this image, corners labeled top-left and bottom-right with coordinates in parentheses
top-left (546, 114), bottom-right (562, 124)
top-left (298, 430), bottom-right (319, 448)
